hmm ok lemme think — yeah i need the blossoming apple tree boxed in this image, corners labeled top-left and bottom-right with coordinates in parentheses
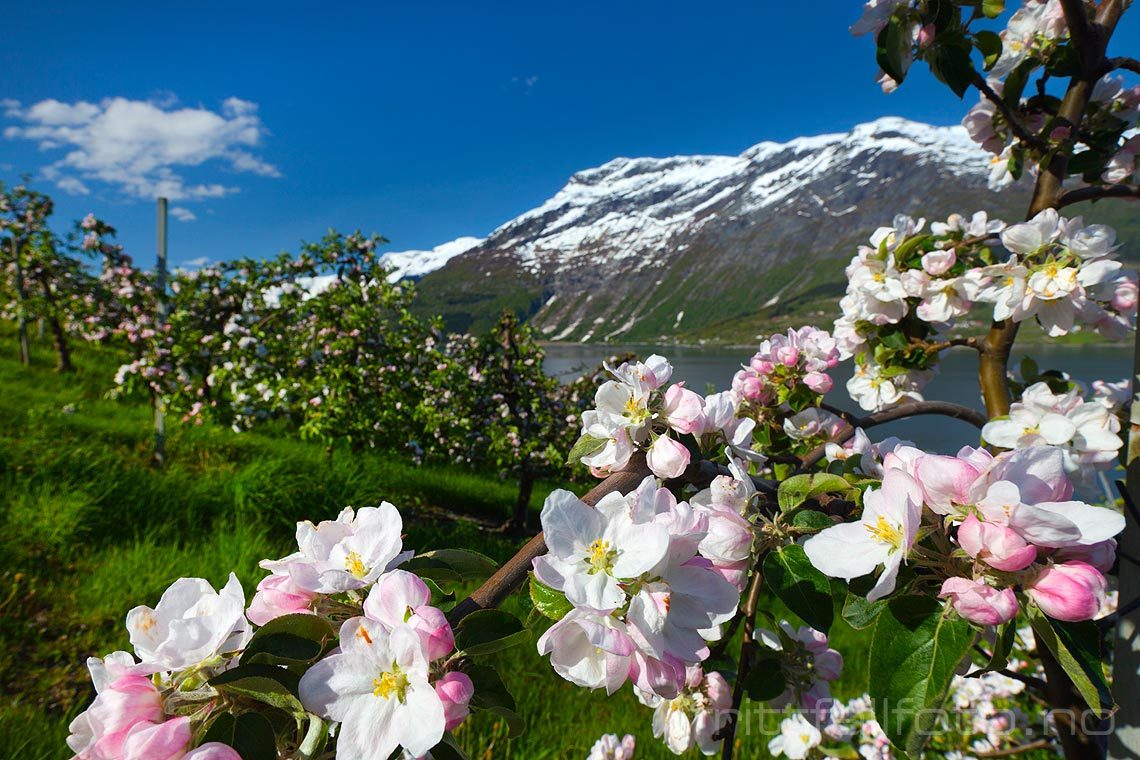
top-left (65, 1), bottom-right (1140, 759)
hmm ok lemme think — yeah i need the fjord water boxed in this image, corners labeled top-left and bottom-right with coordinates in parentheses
top-left (544, 342), bottom-right (1133, 455)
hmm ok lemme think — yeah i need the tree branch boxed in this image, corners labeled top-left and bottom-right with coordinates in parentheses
top-left (972, 73), bottom-right (1049, 153)
top-left (446, 454), bottom-right (651, 623)
top-left (1105, 55), bottom-right (1140, 75)
top-left (1058, 183), bottom-right (1140, 208)
top-left (801, 400), bottom-right (988, 469)
top-left (975, 739), bottom-right (1056, 758)
top-left (718, 566), bottom-right (764, 760)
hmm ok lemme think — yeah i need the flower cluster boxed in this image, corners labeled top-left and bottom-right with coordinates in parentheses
top-left (732, 327), bottom-right (841, 402)
top-left (757, 622), bottom-right (844, 717)
top-left (575, 355), bottom-right (763, 479)
top-left (834, 210), bottom-right (1136, 410)
top-left (589, 733), bottom-right (637, 760)
top-left (982, 380), bottom-right (1124, 484)
top-left (534, 477), bottom-right (742, 700)
top-left (69, 502), bottom-right (489, 760)
top-left (635, 665), bottom-right (731, 756)
top-left (807, 442), bottom-right (1123, 624)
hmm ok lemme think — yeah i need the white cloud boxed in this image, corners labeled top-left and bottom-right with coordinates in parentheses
top-left (170, 206), bottom-right (197, 222)
top-left (2, 96), bottom-right (280, 201)
top-left (185, 256), bottom-right (211, 267)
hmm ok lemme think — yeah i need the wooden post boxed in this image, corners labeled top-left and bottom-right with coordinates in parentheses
top-left (153, 198), bottom-right (168, 466)
top-left (12, 236), bottom-right (30, 365)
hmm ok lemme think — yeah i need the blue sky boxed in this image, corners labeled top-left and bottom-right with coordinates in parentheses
top-left (3, 1), bottom-right (1138, 266)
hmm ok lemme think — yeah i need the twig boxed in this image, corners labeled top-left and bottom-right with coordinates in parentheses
top-left (800, 400), bottom-right (988, 469)
top-left (718, 566), bottom-right (765, 760)
top-left (925, 335), bottom-right (982, 353)
top-left (446, 454), bottom-right (651, 623)
top-left (1057, 183), bottom-right (1140, 208)
top-left (972, 73), bottom-right (1050, 153)
top-left (1105, 56), bottom-right (1140, 75)
top-left (974, 739), bottom-right (1056, 758)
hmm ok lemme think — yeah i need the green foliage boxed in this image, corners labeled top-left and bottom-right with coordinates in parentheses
top-left (762, 545), bottom-right (834, 633)
top-left (868, 596), bottom-right (976, 756)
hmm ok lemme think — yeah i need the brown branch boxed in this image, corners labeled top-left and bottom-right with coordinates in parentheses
top-left (925, 335), bottom-right (982, 353)
top-left (446, 454), bottom-right (651, 623)
top-left (971, 73), bottom-right (1049, 153)
top-left (1058, 183), bottom-right (1140, 208)
top-left (718, 565), bottom-right (764, 760)
top-left (800, 400), bottom-right (988, 469)
top-left (974, 739), bottom-right (1056, 758)
top-left (1105, 55), bottom-right (1140, 75)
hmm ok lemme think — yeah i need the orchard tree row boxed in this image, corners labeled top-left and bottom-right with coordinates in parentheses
top-left (0, 186), bottom-right (605, 527)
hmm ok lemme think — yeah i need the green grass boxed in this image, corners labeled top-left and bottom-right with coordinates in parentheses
top-left (0, 333), bottom-right (870, 759)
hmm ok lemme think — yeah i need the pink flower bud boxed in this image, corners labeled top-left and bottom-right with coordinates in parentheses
top-left (662, 383), bottom-right (706, 435)
top-left (247, 573), bottom-right (318, 626)
top-left (957, 513), bottom-right (1038, 571)
top-left (410, 604), bottom-right (456, 661)
top-left (435, 671), bottom-right (475, 731)
top-left (646, 435), bottom-right (690, 479)
top-left (704, 670), bottom-right (732, 711)
top-left (70, 675), bottom-right (164, 758)
top-left (917, 23), bottom-right (936, 49)
top-left (749, 357), bottom-right (775, 375)
top-left (921, 249), bottom-right (956, 276)
top-left (775, 345), bottom-right (799, 367)
top-left (1113, 277), bottom-right (1138, 313)
top-left (121, 716), bottom-right (192, 760)
top-left (1050, 125), bottom-right (1072, 142)
top-left (939, 577), bottom-right (1018, 626)
top-left (803, 371), bottom-right (833, 394)
top-left (1026, 561), bottom-right (1107, 622)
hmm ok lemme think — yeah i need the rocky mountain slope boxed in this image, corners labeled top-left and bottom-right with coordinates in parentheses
top-left (409, 117), bottom-right (1130, 343)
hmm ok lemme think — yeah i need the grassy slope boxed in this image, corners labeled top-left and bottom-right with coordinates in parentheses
top-left (0, 336), bottom-right (870, 759)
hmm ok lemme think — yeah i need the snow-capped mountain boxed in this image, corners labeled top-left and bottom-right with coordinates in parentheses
top-left (411, 117), bottom-right (1035, 342)
top-left (380, 236), bottom-right (484, 282)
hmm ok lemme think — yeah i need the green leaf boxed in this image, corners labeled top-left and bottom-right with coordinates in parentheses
top-left (241, 613), bottom-right (335, 667)
top-left (529, 575), bottom-right (573, 621)
top-left (568, 433), bottom-right (607, 464)
top-left (298, 714), bottom-right (329, 759)
top-left (778, 473), bottom-right (854, 513)
top-left (982, 0), bottom-right (1004, 18)
top-left (209, 663), bottom-right (305, 717)
top-left (930, 33), bottom-right (976, 98)
top-left (842, 593), bottom-right (886, 630)
top-left (429, 733), bottom-right (472, 760)
top-left (876, 15), bottom-right (910, 84)
top-left (973, 30), bottom-right (1002, 71)
top-left (792, 510), bottom-right (835, 534)
top-left (742, 652), bottom-right (787, 702)
top-left (417, 549), bottom-right (499, 580)
top-left (970, 620), bottom-right (1015, 676)
top-left (200, 711), bottom-right (278, 760)
top-left (464, 663), bottom-right (526, 737)
top-left (1028, 608), bottom-right (1112, 716)
top-left (454, 609), bottom-right (531, 656)
top-left (763, 545), bottom-right (834, 632)
top-left (869, 596), bottom-right (976, 755)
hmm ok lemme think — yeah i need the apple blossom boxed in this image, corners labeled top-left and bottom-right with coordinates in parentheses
top-left (589, 733), bottom-right (637, 760)
top-left (536, 609), bottom-right (635, 694)
top-left (768, 713), bottom-right (823, 760)
top-left (804, 468), bottom-right (923, 600)
top-left (247, 572), bottom-right (319, 625)
top-left (126, 573), bottom-right (252, 672)
top-left (363, 570), bottom-right (455, 661)
top-left (299, 618), bottom-right (446, 759)
top-left (260, 504), bottom-right (409, 594)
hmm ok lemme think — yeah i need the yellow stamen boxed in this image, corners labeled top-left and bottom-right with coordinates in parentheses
top-left (345, 551), bottom-right (366, 578)
top-left (865, 514), bottom-right (903, 548)
top-left (587, 538), bottom-right (616, 573)
top-left (373, 666), bottom-right (410, 702)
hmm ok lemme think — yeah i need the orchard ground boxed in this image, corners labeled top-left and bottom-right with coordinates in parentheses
top-left (0, 334), bottom-right (882, 759)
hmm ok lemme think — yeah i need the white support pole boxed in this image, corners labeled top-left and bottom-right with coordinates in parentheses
top-left (153, 198), bottom-right (168, 466)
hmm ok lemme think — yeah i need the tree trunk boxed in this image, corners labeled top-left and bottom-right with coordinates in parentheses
top-left (510, 469), bottom-right (536, 532)
top-left (12, 238), bottom-right (30, 365)
top-left (35, 273), bottom-right (72, 372)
